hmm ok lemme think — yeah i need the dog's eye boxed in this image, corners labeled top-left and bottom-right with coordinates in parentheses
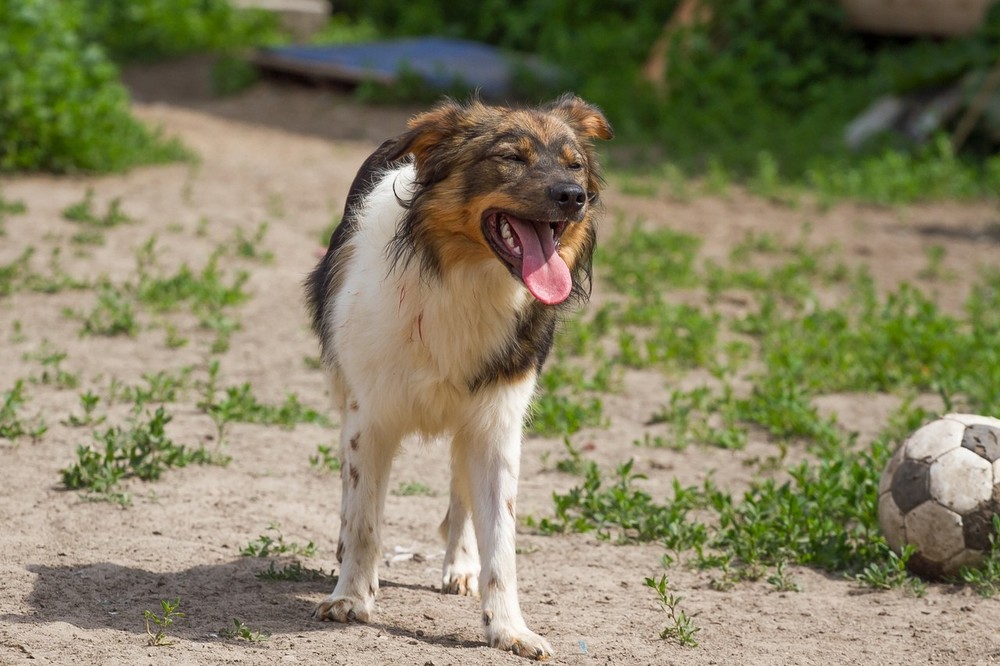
top-left (567, 161), bottom-right (583, 171)
top-left (502, 154), bottom-right (525, 163)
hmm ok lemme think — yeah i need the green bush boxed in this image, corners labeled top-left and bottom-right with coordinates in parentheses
top-left (0, 0), bottom-right (188, 173)
top-left (73, 0), bottom-right (280, 63)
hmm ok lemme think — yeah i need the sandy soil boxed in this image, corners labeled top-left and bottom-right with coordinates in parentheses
top-left (2, 69), bottom-right (1000, 665)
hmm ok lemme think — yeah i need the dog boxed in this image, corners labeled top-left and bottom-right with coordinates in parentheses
top-left (305, 94), bottom-right (612, 659)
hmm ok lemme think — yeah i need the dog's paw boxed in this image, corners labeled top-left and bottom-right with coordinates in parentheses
top-left (441, 567), bottom-right (479, 597)
top-left (312, 594), bottom-right (373, 623)
top-left (487, 626), bottom-right (554, 661)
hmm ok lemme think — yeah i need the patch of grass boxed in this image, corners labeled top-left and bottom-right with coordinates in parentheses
top-left (201, 381), bottom-right (330, 443)
top-left (0, 380), bottom-right (48, 442)
top-left (393, 480), bottom-right (435, 496)
top-left (240, 524), bottom-right (316, 558)
top-left (255, 560), bottom-right (336, 582)
top-left (143, 598), bottom-right (184, 647)
top-left (645, 574), bottom-right (700, 647)
top-left (219, 618), bottom-right (269, 642)
top-left (597, 222), bottom-right (702, 297)
top-left (76, 284), bottom-right (140, 337)
top-left (23, 341), bottom-right (80, 389)
top-left (227, 222), bottom-right (273, 263)
top-left (554, 437), bottom-right (587, 475)
top-left (60, 406), bottom-right (228, 504)
top-left (0, 189), bottom-right (26, 235)
top-left (62, 390), bottom-right (105, 428)
top-left (957, 517), bottom-right (1000, 598)
top-left (0, 247), bottom-right (93, 298)
top-left (62, 189), bottom-right (135, 227)
top-left (529, 392), bottom-right (605, 437)
top-left (309, 444), bottom-right (341, 472)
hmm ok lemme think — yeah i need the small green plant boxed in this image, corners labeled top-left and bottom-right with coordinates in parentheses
top-left (240, 524), bottom-right (316, 558)
top-left (220, 618), bottom-right (269, 642)
top-left (854, 544), bottom-right (926, 596)
top-left (309, 444), bottom-right (340, 472)
top-left (201, 381), bottom-right (330, 442)
top-left (62, 390), bottom-right (105, 428)
top-left (393, 480), bottom-right (435, 496)
top-left (0, 380), bottom-right (48, 442)
top-left (24, 341), bottom-right (80, 389)
top-left (62, 189), bottom-right (134, 227)
top-left (228, 222), bottom-right (273, 262)
top-left (143, 598), bottom-right (184, 647)
top-left (76, 285), bottom-right (140, 337)
top-left (554, 437), bottom-right (587, 475)
top-left (0, 190), bottom-right (26, 235)
top-left (645, 574), bottom-right (700, 647)
top-left (60, 406), bottom-right (227, 503)
top-left (957, 517), bottom-right (1000, 598)
top-left (255, 560), bottom-right (336, 582)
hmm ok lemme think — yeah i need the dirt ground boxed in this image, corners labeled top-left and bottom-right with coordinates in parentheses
top-left (2, 66), bottom-right (1000, 665)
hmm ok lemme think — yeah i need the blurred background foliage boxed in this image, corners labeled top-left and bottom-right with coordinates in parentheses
top-left (2, 0), bottom-right (999, 200)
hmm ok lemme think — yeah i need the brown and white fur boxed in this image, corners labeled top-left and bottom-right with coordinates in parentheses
top-left (305, 95), bottom-right (612, 660)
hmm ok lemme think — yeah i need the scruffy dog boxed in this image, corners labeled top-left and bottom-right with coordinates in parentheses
top-left (305, 95), bottom-right (612, 659)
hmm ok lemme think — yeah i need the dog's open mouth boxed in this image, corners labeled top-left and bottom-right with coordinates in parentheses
top-left (483, 211), bottom-right (571, 305)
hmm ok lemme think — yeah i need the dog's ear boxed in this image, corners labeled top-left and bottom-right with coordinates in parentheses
top-left (548, 94), bottom-right (614, 142)
top-left (386, 99), bottom-right (481, 182)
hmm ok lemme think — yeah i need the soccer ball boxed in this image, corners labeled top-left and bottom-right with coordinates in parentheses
top-left (878, 413), bottom-right (1000, 578)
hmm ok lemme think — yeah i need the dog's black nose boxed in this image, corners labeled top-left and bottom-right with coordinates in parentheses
top-left (548, 182), bottom-right (586, 214)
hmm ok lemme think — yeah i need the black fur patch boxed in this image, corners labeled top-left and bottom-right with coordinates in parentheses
top-left (305, 138), bottom-right (409, 360)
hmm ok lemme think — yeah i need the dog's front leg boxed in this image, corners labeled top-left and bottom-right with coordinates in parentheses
top-left (440, 470), bottom-right (481, 596)
top-left (314, 403), bottom-right (397, 623)
top-left (457, 389), bottom-right (553, 660)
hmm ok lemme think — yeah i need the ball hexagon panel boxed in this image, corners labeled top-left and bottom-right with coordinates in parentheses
top-left (943, 548), bottom-right (984, 577)
top-left (906, 418), bottom-right (966, 460)
top-left (963, 502), bottom-right (999, 552)
top-left (878, 491), bottom-right (906, 551)
top-left (891, 458), bottom-right (931, 514)
top-left (944, 413), bottom-right (1000, 430)
top-left (903, 501), bottom-right (964, 563)
top-left (929, 446), bottom-right (993, 514)
top-left (962, 424), bottom-right (1000, 463)
top-left (879, 444), bottom-right (906, 496)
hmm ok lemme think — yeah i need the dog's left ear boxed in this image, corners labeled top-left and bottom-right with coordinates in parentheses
top-left (549, 95), bottom-right (614, 142)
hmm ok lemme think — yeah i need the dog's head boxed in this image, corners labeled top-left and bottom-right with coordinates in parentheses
top-left (387, 95), bottom-right (613, 306)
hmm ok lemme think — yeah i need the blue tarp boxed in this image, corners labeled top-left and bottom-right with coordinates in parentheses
top-left (253, 37), bottom-right (556, 98)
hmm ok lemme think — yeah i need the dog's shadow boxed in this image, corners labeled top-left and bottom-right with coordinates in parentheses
top-left (4, 559), bottom-right (482, 650)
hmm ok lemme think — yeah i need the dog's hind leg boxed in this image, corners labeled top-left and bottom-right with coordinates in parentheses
top-left (456, 381), bottom-right (554, 660)
top-left (440, 448), bottom-right (481, 597)
top-left (314, 398), bottom-right (398, 624)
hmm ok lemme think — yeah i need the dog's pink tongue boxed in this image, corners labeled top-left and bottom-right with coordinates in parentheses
top-left (507, 218), bottom-right (572, 305)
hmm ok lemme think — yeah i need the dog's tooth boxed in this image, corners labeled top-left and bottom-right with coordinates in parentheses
top-left (500, 218), bottom-right (519, 255)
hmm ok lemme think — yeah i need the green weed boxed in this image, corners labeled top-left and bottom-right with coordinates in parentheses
top-left (645, 574), bottom-right (700, 647)
top-left (24, 341), bottom-right (80, 389)
top-left (255, 560), bottom-right (335, 582)
top-left (957, 517), bottom-right (1000, 598)
top-left (309, 444), bottom-right (341, 472)
top-left (62, 189), bottom-right (135, 227)
top-left (62, 390), bottom-right (105, 427)
top-left (228, 223), bottom-right (274, 263)
top-left (143, 598), bottom-right (184, 647)
top-left (201, 381), bottom-right (330, 442)
top-left (240, 524), bottom-right (316, 558)
top-left (60, 406), bottom-right (227, 503)
top-left (0, 380), bottom-right (48, 442)
top-left (393, 481), bottom-right (435, 496)
top-left (76, 285), bottom-right (139, 337)
top-left (219, 618), bottom-right (269, 642)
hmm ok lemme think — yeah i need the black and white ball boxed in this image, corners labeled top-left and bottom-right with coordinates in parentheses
top-left (878, 413), bottom-right (1000, 578)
